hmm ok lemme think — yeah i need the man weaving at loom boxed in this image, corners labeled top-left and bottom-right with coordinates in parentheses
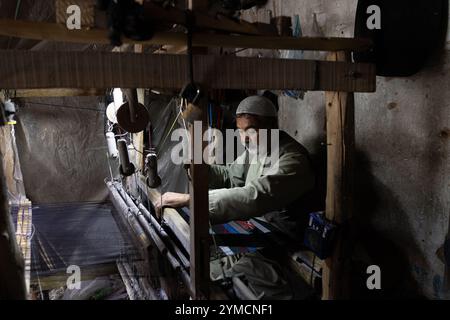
top-left (155, 96), bottom-right (316, 299)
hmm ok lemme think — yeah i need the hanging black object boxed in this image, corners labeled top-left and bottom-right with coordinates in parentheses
top-left (354, 0), bottom-right (448, 77)
top-left (116, 89), bottom-right (149, 133)
top-left (117, 139), bottom-right (135, 177)
top-left (444, 238), bottom-right (450, 267)
top-left (0, 101), bottom-right (7, 126)
top-left (96, 0), bottom-right (155, 47)
top-left (145, 152), bottom-right (161, 188)
top-left (180, 83), bottom-right (202, 105)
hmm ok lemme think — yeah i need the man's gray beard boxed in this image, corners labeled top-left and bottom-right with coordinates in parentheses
top-left (245, 143), bottom-right (268, 157)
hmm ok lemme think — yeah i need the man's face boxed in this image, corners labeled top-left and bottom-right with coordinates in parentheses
top-left (236, 115), bottom-right (260, 154)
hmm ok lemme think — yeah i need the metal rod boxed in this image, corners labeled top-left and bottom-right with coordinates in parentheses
top-left (109, 181), bottom-right (195, 298)
top-left (114, 183), bottom-right (189, 274)
top-left (180, 268), bottom-right (194, 298)
top-left (107, 182), bottom-right (151, 249)
top-left (117, 261), bottom-right (138, 300)
top-left (116, 184), bottom-right (167, 254)
top-left (137, 203), bottom-right (190, 269)
top-left (122, 260), bottom-right (146, 299)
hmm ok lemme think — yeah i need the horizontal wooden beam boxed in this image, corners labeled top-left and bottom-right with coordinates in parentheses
top-left (13, 88), bottom-right (104, 98)
top-left (56, 0), bottom-right (95, 28)
top-left (61, 0), bottom-right (274, 35)
top-left (0, 20), bottom-right (373, 52)
top-left (0, 50), bottom-right (376, 92)
top-left (142, 2), bottom-right (273, 36)
top-left (193, 33), bottom-right (373, 52)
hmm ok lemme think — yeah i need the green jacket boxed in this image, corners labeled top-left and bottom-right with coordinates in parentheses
top-left (208, 131), bottom-right (315, 226)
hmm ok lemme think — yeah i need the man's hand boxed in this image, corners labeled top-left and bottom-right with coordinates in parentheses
top-left (154, 192), bottom-right (190, 218)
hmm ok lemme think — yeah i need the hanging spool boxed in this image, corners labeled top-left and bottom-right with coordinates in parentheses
top-left (117, 138), bottom-right (135, 176)
top-left (106, 132), bottom-right (119, 158)
top-left (145, 151), bottom-right (161, 189)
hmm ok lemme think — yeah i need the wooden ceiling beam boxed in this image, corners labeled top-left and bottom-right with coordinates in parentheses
top-left (13, 88), bottom-right (104, 98)
top-left (142, 1), bottom-right (275, 35)
top-left (56, 0), bottom-right (275, 35)
top-left (0, 20), bottom-right (373, 52)
top-left (0, 50), bottom-right (376, 92)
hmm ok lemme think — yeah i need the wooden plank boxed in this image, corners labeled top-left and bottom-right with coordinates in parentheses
top-left (0, 50), bottom-right (376, 92)
top-left (0, 19), bottom-right (373, 52)
top-left (62, 0), bottom-right (274, 36)
top-left (131, 45), bottom-right (145, 172)
top-left (55, 0), bottom-right (95, 28)
top-left (133, 89), bottom-right (145, 171)
top-left (0, 124), bottom-right (22, 199)
top-left (0, 146), bottom-right (27, 299)
top-left (193, 33), bottom-right (372, 52)
top-left (143, 2), bottom-right (273, 35)
top-left (14, 88), bottom-right (103, 98)
top-left (0, 99), bottom-right (27, 301)
top-left (189, 0), bottom-right (210, 300)
top-left (322, 51), bottom-right (355, 300)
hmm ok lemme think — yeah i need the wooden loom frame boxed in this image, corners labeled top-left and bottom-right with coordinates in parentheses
top-left (0, 9), bottom-right (373, 299)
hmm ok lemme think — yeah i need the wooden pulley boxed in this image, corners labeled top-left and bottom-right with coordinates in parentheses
top-left (117, 88), bottom-right (149, 133)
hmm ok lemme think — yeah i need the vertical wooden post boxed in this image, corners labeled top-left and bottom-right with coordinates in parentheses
top-left (131, 87), bottom-right (145, 170)
top-left (133, 44), bottom-right (145, 171)
top-left (322, 51), bottom-right (355, 300)
top-left (189, 96), bottom-right (210, 299)
top-left (188, 0), bottom-right (210, 301)
top-left (0, 147), bottom-right (27, 299)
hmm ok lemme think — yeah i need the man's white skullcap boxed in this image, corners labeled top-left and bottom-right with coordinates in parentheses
top-left (236, 96), bottom-right (277, 117)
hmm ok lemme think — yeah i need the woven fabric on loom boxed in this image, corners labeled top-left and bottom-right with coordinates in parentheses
top-left (12, 202), bottom-right (132, 277)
